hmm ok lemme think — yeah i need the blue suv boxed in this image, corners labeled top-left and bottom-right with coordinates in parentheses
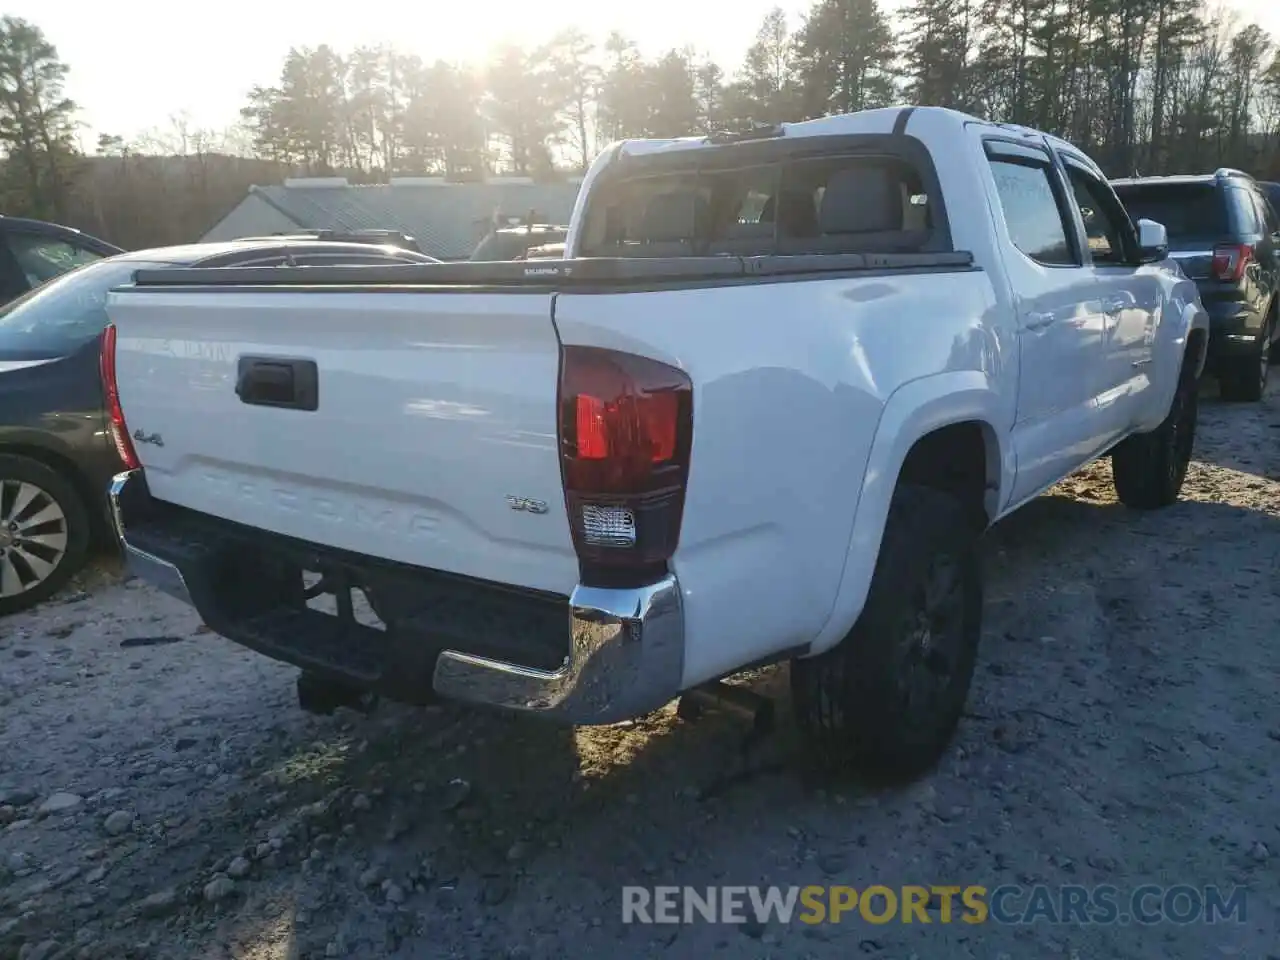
top-left (1112, 169), bottom-right (1280, 401)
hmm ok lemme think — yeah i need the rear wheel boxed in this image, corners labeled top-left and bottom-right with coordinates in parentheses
top-left (1111, 359), bottom-right (1198, 509)
top-left (1219, 311), bottom-right (1272, 402)
top-left (0, 455), bottom-right (91, 617)
top-left (790, 484), bottom-right (982, 780)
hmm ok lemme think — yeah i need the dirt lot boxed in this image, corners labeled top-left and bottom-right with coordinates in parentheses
top-left (2, 384), bottom-right (1278, 960)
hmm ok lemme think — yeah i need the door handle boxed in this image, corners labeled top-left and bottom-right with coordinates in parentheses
top-left (1025, 312), bottom-right (1055, 331)
top-left (1102, 297), bottom-right (1127, 315)
top-left (235, 356), bottom-right (320, 411)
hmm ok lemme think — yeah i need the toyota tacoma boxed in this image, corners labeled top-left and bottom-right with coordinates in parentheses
top-left (102, 107), bottom-right (1209, 777)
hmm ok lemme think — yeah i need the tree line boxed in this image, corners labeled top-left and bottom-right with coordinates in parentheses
top-left (237, 0), bottom-right (1280, 180)
top-left (0, 3), bottom-right (1278, 249)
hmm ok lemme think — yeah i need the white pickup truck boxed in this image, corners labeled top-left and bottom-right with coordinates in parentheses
top-left (103, 106), bottom-right (1208, 778)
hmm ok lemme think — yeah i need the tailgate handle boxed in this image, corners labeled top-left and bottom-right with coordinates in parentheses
top-left (235, 356), bottom-right (319, 411)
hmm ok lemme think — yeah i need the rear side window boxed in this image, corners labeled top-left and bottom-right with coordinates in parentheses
top-left (1264, 185), bottom-right (1280, 224)
top-left (7, 233), bottom-right (104, 288)
top-left (577, 152), bottom-right (938, 258)
top-left (1229, 187), bottom-right (1263, 234)
top-left (1111, 184), bottom-right (1228, 243)
top-left (1248, 189), bottom-right (1277, 234)
top-left (987, 159), bottom-right (1075, 266)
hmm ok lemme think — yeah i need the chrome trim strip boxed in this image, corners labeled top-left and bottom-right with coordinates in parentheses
top-left (433, 574), bottom-right (685, 725)
top-left (107, 471), bottom-right (131, 545)
top-left (108, 470), bottom-right (194, 607)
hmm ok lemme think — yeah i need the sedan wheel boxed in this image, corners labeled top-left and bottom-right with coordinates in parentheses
top-left (1, 481), bottom-right (69, 597)
top-left (0, 455), bottom-right (91, 617)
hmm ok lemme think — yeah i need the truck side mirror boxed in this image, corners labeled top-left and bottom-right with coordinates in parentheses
top-left (1136, 219), bottom-right (1168, 263)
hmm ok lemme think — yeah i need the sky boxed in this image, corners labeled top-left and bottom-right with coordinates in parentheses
top-left (7, 0), bottom-right (1280, 150)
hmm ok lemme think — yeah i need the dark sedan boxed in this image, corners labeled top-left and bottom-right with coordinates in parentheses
top-left (0, 239), bottom-right (438, 615)
top-left (0, 215), bottom-right (123, 306)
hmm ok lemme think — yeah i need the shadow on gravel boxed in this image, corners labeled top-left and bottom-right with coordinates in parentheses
top-left (992, 476), bottom-right (1280, 551)
top-left (1188, 385), bottom-right (1280, 478)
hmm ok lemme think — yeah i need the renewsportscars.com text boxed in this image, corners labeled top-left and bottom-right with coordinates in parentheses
top-left (621, 884), bottom-right (1247, 926)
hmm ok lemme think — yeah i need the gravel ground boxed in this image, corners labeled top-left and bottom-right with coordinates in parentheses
top-left (1, 382), bottom-right (1278, 960)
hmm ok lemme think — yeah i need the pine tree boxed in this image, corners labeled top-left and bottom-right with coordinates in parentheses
top-left (795, 0), bottom-right (898, 117)
top-left (0, 16), bottom-right (80, 219)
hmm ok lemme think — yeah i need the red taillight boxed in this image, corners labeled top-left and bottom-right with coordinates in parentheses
top-left (558, 345), bottom-right (693, 581)
top-left (1211, 243), bottom-right (1253, 283)
top-left (99, 323), bottom-right (140, 470)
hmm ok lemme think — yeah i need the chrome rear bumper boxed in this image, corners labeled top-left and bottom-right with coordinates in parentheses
top-left (432, 576), bottom-right (684, 724)
top-left (107, 469), bottom-right (686, 724)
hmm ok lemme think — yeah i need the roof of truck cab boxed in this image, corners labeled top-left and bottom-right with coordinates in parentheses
top-left (608, 107), bottom-right (1108, 174)
top-left (614, 106), bottom-right (986, 160)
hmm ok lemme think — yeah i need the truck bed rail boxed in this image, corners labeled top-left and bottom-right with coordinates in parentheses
top-left (126, 252), bottom-right (976, 291)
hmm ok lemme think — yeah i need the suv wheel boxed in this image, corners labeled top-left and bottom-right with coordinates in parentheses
top-left (1219, 312), bottom-right (1273, 402)
top-left (0, 455), bottom-right (91, 617)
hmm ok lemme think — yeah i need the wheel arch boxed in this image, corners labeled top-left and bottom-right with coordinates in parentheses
top-left (804, 372), bottom-right (1008, 658)
top-left (1186, 324), bottom-right (1209, 381)
top-left (897, 419), bottom-right (1002, 533)
top-left (1182, 298), bottom-right (1211, 380)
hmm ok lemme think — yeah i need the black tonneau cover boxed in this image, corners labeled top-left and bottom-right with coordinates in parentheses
top-left (128, 253), bottom-right (975, 290)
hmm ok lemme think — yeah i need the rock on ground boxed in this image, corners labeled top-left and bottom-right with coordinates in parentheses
top-left (101, 809), bottom-right (133, 836)
top-left (36, 793), bottom-right (82, 815)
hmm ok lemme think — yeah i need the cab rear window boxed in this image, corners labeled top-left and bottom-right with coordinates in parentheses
top-left (578, 152), bottom-right (938, 258)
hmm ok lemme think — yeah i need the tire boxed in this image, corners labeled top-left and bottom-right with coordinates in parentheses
top-left (0, 455), bottom-right (91, 617)
top-left (1218, 312), bottom-right (1272, 402)
top-left (1111, 359), bottom-right (1198, 509)
top-left (790, 484), bottom-right (983, 780)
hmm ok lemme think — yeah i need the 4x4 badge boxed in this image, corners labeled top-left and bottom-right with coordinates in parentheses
top-left (132, 429), bottom-right (165, 447)
top-left (505, 496), bottom-right (548, 515)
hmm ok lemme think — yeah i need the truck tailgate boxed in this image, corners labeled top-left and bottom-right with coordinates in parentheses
top-left (104, 289), bottom-right (578, 596)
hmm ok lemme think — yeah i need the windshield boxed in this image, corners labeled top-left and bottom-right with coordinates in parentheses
top-left (0, 258), bottom-right (159, 360)
top-left (1112, 184), bottom-right (1229, 246)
